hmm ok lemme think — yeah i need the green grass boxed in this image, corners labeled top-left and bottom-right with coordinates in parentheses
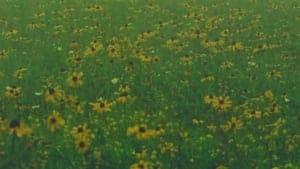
top-left (0, 0), bottom-right (299, 169)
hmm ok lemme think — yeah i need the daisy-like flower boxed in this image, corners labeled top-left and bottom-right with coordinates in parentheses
top-left (71, 124), bottom-right (91, 139)
top-left (221, 117), bottom-right (243, 132)
top-left (9, 119), bottom-right (32, 137)
top-left (89, 100), bottom-right (113, 113)
top-left (127, 125), bottom-right (147, 139)
top-left (212, 96), bottom-right (232, 110)
top-left (47, 110), bottom-right (65, 132)
top-left (127, 124), bottom-right (161, 140)
top-left (5, 86), bottom-right (21, 98)
top-left (66, 72), bottom-right (84, 87)
top-left (44, 85), bottom-right (65, 103)
top-left (75, 137), bottom-right (90, 153)
top-left (245, 110), bottom-right (262, 119)
top-left (135, 125), bottom-right (148, 139)
top-left (83, 41), bottom-right (103, 57)
top-left (107, 44), bottom-right (121, 58)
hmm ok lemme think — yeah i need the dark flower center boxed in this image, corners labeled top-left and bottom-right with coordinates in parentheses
top-left (9, 119), bottom-right (20, 128)
top-left (155, 127), bottom-right (161, 131)
top-left (50, 117), bottom-right (57, 124)
top-left (77, 127), bottom-right (83, 133)
top-left (219, 99), bottom-right (224, 105)
top-left (48, 88), bottom-right (55, 95)
top-left (138, 164), bottom-right (145, 169)
top-left (99, 102), bottom-right (105, 108)
top-left (138, 126), bottom-right (146, 133)
top-left (72, 76), bottom-right (78, 82)
top-left (79, 141), bottom-right (85, 148)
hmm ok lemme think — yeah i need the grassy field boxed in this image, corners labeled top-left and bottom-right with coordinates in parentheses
top-left (0, 0), bottom-right (299, 169)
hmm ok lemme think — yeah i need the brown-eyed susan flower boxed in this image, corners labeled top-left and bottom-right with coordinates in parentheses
top-left (75, 137), bottom-right (90, 153)
top-left (245, 110), bottom-right (262, 119)
top-left (89, 100), bottom-right (113, 113)
top-left (221, 117), bottom-right (243, 132)
top-left (132, 48), bottom-right (145, 57)
top-left (71, 124), bottom-right (91, 139)
top-left (201, 39), bottom-right (217, 48)
top-left (5, 86), bottom-right (21, 98)
top-left (127, 124), bottom-right (162, 140)
top-left (130, 160), bottom-right (150, 169)
top-left (212, 96), bottom-right (232, 110)
top-left (107, 44), bottom-right (121, 57)
top-left (139, 55), bottom-right (153, 63)
top-left (47, 110), bottom-right (65, 132)
top-left (66, 72), bottom-right (84, 87)
top-left (44, 85), bottom-right (64, 103)
top-left (127, 125), bottom-right (148, 139)
top-left (9, 119), bottom-right (32, 137)
top-left (83, 41), bottom-right (103, 56)
top-left (135, 125), bottom-right (147, 139)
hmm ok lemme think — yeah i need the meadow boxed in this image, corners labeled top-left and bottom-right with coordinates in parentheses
top-left (0, 0), bottom-right (299, 169)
